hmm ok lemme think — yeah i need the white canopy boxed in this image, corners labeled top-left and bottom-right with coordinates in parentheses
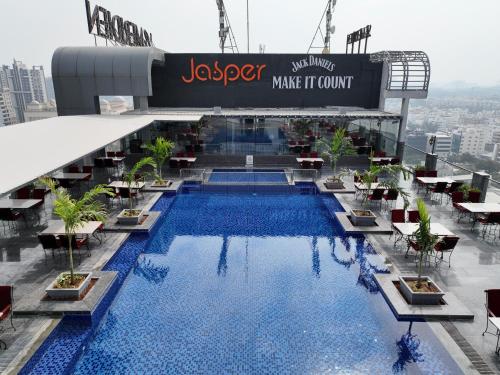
top-left (0, 114), bottom-right (201, 196)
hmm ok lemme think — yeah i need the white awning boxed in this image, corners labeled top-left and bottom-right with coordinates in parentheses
top-left (0, 114), bottom-right (201, 196)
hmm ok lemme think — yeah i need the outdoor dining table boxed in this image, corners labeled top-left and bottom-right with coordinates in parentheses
top-left (416, 177), bottom-right (456, 185)
top-left (95, 156), bottom-right (126, 163)
top-left (41, 220), bottom-right (104, 244)
top-left (354, 182), bottom-right (380, 200)
top-left (170, 157), bottom-right (197, 163)
top-left (371, 157), bottom-right (395, 162)
top-left (392, 222), bottom-right (455, 237)
top-left (108, 181), bottom-right (145, 190)
top-left (0, 199), bottom-right (42, 210)
top-left (456, 202), bottom-right (500, 228)
top-left (488, 317), bottom-right (500, 354)
top-left (52, 172), bottom-right (91, 181)
top-left (296, 158), bottom-right (324, 163)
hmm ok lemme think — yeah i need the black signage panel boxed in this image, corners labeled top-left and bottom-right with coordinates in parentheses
top-left (149, 53), bottom-right (383, 109)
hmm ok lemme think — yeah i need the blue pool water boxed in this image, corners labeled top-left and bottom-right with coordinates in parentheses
top-left (66, 188), bottom-right (462, 374)
top-left (208, 168), bottom-right (288, 184)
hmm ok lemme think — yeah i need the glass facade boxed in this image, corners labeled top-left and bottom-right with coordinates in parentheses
top-left (127, 117), bottom-right (401, 156)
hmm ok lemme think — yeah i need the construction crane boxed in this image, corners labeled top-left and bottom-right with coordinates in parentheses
top-left (216, 0), bottom-right (239, 53)
top-left (307, 0), bottom-right (337, 54)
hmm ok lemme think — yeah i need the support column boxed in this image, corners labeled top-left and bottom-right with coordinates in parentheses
top-left (425, 153), bottom-right (437, 171)
top-left (396, 98), bottom-right (410, 159)
top-left (471, 172), bottom-right (490, 203)
top-left (133, 96), bottom-right (149, 111)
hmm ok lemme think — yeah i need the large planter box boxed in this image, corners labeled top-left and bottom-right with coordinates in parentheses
top-left (151, 180), bottom-right (172, 188)
top-left (117, 209), bottom-right (145, 225)
top-left (399, 276), bottom-right (444, 305)
top-left (324, 181), bottom-right (344, 190)
top-left (350, 209), bottom-right (377, 226)
top-left (46, 272), bottom-right (92, 299)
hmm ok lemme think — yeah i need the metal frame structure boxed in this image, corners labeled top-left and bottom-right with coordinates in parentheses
top-left (370, 51), bottom-right (430, 92)
top-left (216, 0), bottom-right (239, 54)
top-left (307, 0), bottom-right (336, 54)
top-left (346, 25), bottom-right (372, 54)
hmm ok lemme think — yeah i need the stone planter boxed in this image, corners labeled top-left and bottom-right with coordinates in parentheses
top-left (399, 276), bottom-right (444, 305)
top-left (324, 181), bottom-right (345, 190)
top-left (117, 209), bottom-right (145, 225)
top-left (46, 272), bottom-right (92, 299)
top-left (350, 209), bottom-right (377, 226)
top-left (151, 180), bottom-right (172, 188)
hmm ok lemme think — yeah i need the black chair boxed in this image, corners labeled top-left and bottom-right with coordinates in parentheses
top-left (94, 158), bottom-right (105, 168)
top-left (58, 235), bottom-right (89, 256)
top-left (434, 236), bottom-right (459, 267)
top-left (383, 189), bottom-right (399, 209)
top-left (367, 188), bottom-right (385, 208)
top-left (169, 159), bottom-right (179, 168)
top-left (0, 209), bottom-right (24, 234)
top-left (38, 234), bottom-right (61, 257)
top-left (312, 161), bottom-right (323, 170)
top-left (179, 159), bottom-right (190, 169)
top-left (430, 182), bottom-right (448, 203)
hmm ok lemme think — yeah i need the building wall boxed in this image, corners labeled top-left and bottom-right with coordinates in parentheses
top-left (0, 88), bottom-right (18, 126)
top-left (458, 126), bottom-right (492, 156)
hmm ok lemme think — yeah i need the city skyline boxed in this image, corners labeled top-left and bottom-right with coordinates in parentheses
top-left (1, 0), bottom-right (499, 86)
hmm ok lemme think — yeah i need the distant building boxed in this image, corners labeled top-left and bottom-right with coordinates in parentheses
top-left (99, 97), bottom-right (132, 115)
top-left (425, 132), bottom-right (452, 157)
top-left (406, 130), bottom-right (427, 151)
top-left (0, 88), bottom-right (18, 126)
top-left (492, 129), bottom-right (500, 144)
top-left (451, 131), bottom-right (462, 154)
top-left (0, 60), bottom-right (49, 122)
top-left (23, 100), bottom-right (57, 122)
top-left (458, 126), bottom-right (492, 156)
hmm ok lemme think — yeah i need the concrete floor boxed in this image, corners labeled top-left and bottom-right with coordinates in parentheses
top-left (335, 176), bottom-right (500, 374)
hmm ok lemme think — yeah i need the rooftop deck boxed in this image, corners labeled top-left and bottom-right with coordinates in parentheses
top-left (1, 162), bottom-right (499, 374)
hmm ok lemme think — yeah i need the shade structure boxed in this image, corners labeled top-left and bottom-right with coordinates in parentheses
top-left (0, 114), bottom-right (201, 196)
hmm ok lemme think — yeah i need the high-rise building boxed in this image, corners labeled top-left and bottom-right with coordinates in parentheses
top-left (0, 60), bottom-right (48, 122)
top-left (425, 132), bottom-right (452, 157)
top-left (458, 126), bottom-right (492, 156)
top-left (0, 88), bottom-right (18, 126)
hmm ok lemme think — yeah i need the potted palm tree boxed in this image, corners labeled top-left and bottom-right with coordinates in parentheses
top-left (320, 128), bottom-right (356, 189)
top-left (145, 137), bottom-right (175, 187)
top-left (117, 157), bottom-right (156, 225)
top-left (39, 177), bottom-right (113, 299)
top-left (399, 199), bottom-right (445, 305)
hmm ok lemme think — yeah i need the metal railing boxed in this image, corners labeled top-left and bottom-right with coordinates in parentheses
top-left (203, 170), bottom-right (291, 185)
top-left (291, 169), bottom-right (318, 183)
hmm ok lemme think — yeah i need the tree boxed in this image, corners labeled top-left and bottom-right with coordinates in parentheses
top-left (320, 128), bottom-right (356, 175)
top-left (39, 177), bottom-right (113, 285)
top-left (413, 199), bottom-right (441, 289)
top-left (122, 157), bottom-right (156, 211)
top-left (145, 137), bottom-right (175, 184)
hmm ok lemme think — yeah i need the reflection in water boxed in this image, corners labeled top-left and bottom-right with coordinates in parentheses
top-left (354, 237), bottom-right (379, 293)
top-left (311, 236), bottom-right (321, 277)
top-left (392, 322), bottom-right (424, 373)
top-left (217, 236), bottom-right (229, 277)
top-left (133, 258), bottom-right (170, 284)
top-left (330, 237), bottom-right (356, 269)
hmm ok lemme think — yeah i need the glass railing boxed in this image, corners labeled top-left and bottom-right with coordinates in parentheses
top-left (291, 169), bottom-right (319, 182)
top-left (179, 168), bottom-right (206, 181)
top-left (485, 179), bottom-right (500, 203)
top-left (203, 170), bottom-right (291, 185)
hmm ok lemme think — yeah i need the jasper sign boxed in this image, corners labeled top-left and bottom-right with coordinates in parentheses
top-left (149, 53), bottom-right (383, 109)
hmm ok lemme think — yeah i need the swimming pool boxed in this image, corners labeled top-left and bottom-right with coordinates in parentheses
top-left (207, 168), bottom-right (288, 184)
top-left (23, 187), bottom-right (463, 374)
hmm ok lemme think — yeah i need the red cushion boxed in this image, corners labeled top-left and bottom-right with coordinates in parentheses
top-left (0, 304), bottom-right (11, 320)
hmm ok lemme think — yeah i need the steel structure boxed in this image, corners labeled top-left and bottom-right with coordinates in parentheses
top-left (216, 0), bottom-right (239, 53)
top-left (307, 0), bottom-right (336, 54)
top-left (370, 51), bottom-right (430, 92)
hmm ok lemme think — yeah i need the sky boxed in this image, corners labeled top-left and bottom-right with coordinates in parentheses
top-left (1, 0), bottom-right (499, 87)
